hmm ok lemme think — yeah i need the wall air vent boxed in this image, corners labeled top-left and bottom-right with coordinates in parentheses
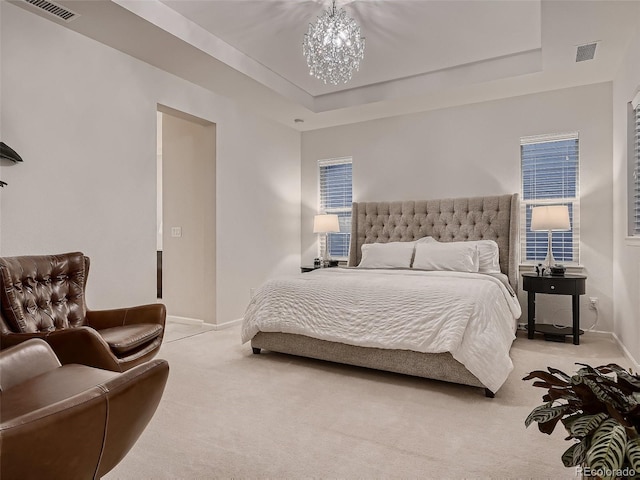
top-left (576, 42), bottom-right (598, 62)
top-left (22, 0), bottom-right (79, 22)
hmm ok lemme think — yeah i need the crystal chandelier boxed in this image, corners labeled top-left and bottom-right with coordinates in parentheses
top-left (302, 0), bottom-right (365, 85)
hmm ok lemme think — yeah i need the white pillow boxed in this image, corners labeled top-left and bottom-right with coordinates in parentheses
top-left (412, 241), bottom-right (479, 273)
top-left (467, 239), bottom-right (501, 274)
top-left (358, 241), bottom-right (416, 268)
top-left (415, 236), bottom-right (436, 244)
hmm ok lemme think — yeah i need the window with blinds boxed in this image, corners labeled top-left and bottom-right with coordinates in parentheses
top-left (318, 157), bottom-right (352, 259)
top-left (521, 133), bottom-right (580, 264)
top-left (630, 92), bottom-right (640, 235)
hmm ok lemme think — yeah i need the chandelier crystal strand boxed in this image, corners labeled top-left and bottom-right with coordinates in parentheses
top-left (302, 0), bottom-right (365, 85)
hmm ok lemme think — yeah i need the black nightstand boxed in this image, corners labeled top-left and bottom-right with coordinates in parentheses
top-left (301, 265), bottom-right (338, 273)
top-left (522, 272), bottom-right (587, 345)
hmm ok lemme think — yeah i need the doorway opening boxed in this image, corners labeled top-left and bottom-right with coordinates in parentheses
top-left (156, 106), bottom-right (216, 324)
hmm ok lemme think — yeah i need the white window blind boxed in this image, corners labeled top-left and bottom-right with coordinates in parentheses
top-left (520, 133), bottom-right (580, 264)
top-left (631, 92), bottom-right (640, 235)
top-left (318, 157), bottom-right (352, 259)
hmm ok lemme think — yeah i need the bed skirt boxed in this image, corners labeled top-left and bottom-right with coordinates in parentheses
top-left (250, 332), bottom-right (491, 395)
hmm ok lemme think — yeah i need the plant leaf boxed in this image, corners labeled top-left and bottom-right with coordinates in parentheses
top-left (627, 436), bottom-right (640, 471)
top-left (617, 370), bottom-right (640, 390)
top-left (547, 366), bottom-right (572, 382)
top-left (586, 419), bottom-right (627, 477)
top-left (576, 363), bottom-right (599, 375)
top-left (573, 437), bottom-right (590, 466)
top-left (546, 387), bottom-right (579, 402)
top-left (525, 403), bottom-right (569, 434)
top-left (525, 402), bottom-right (552, 428)
top-left (562, 438), bottom-right (590, 467)
top-left (562, 443), bottom-right (578, 467)
top-left (523, 370), bottom-right (570, 387)
top-left (582, 378), bottom-right (626, 411)
top-left (605, 403), bottom-right (631, 428)
top-left (567, 413), bottom-right (608, 438)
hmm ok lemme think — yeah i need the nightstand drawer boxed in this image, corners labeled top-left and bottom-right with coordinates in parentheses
top-left (522, 274), bottom-right (586, 295)
top-left (539, 279), bottom-right (577, 295)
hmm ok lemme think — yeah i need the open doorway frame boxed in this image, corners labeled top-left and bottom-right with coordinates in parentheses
top-left (157, 105), bottom-right (216, 324)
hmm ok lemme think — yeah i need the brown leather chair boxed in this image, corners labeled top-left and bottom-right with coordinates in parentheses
top-left (0, 338), bottom-right (169, 479)
top-left (0, 252), bottom-right (165, 372)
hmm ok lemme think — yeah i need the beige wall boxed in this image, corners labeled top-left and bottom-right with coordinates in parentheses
top-left (612, 9), bottom-right (640, 366)
top-left (302, 83), bottom-right (614, 333)
top-left (161, 112), bottom-right (216, 323)
top-left (0, 2), bottom-right (301, 324)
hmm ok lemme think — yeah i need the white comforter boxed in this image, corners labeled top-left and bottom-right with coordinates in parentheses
top-left (241, 268), bottom-right (522, 392)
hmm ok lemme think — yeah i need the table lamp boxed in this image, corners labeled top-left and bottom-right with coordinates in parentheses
top-left (531, 205), bottom-right (571, 271)
top-left (313, 214), bottom-right (340, 266)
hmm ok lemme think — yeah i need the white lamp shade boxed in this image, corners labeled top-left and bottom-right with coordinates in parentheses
top-left (313, 214), bottom-right (340, 233)
top-left (531, 205), bottom-right (571, 231)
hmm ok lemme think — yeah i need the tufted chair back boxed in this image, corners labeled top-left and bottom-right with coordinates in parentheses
top-left (0, 252), bottom-right (89, 334)
top-left (0, 251), bottom-right (165, 372)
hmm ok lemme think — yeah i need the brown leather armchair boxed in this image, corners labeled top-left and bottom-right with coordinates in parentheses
top-left (0, 252), bottom-right (166, 372)
top-left (0, 339), bottom-right (169, 479)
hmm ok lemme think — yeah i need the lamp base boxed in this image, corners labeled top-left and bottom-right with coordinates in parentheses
top-left (544, 230), bottom-right (556, 271)
top-left (323, 233), bottom-right (331, 267)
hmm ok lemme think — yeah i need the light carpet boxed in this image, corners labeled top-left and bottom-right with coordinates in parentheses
top-left (105, 326), bottom-right (630, 479)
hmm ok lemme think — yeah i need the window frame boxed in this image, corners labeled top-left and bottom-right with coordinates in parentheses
top-left (520, 132), bottom-right (581, 266)
top-left (317, 157), bottom-right (353, 261)
top-left (628, 90), bottom-right (640, 239)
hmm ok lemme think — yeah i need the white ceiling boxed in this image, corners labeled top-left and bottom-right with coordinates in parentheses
top-left (160, 0), bottom-right (542, 96)
top-left (11, 0), bottom-right (640, 130)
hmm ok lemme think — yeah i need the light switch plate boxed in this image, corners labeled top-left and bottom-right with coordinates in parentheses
top-left (171, 227), bottom-right (182, 238)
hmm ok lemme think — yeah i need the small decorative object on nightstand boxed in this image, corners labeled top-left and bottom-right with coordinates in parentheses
top-left (549, 264), bottom-right (567, 276)
top-left (522, 272), bottom-right (587, 345)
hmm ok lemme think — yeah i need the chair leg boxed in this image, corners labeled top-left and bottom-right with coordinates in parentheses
top-left (252, 347), bottom-right (261, 355)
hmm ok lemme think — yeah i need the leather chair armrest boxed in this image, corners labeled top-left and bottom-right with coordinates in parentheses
top-left (0, 339), bottom-right (61, 390)
top-left (1, 387), bottom-right (108, 479)
top-left (1, 331), bottom-right (54, 350)
top-left (86, 303), bottom-right (166, 330)
top-left (41, 327), bottom-right (121, 371)
top-left (96, 359), bottom-right (170, 476)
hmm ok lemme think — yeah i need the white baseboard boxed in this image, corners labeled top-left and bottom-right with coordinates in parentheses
top-left (611, 332), bottom-right (640, 372)
top-left (211, 318), bottom-right (242, 330)
top-left (584, 329), bottom-right (639, 370)
top-left (166, 315), bottom-right (241, 331)
top-left (167, 315), bottom-right (204, 326)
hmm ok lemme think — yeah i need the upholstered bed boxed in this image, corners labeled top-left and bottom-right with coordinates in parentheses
top-left (244, 194), bottom-right (520, 397)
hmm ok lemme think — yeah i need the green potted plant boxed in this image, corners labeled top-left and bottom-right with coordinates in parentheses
top-left (524, 363), bottom-right (640, 479)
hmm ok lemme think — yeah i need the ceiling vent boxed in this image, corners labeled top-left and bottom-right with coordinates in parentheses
top-left (576, 42), bottom-right (598, 62)
top-left (21, 0), bottom-right (79, 22)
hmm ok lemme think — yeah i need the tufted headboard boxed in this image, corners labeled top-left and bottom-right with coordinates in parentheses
top-left (347, 194), bottom-right (519, 290)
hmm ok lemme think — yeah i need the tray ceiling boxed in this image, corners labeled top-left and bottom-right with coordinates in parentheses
top-left (9, 0), bottom-right (640, 130)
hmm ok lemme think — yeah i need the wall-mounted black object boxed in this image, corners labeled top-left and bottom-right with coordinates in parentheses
top-left (0, 142), bottom-right (23, 187)
top-left (1, 143), bottom-right (23, 163)
top-left (1, 142), bottom-right (23, 163)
